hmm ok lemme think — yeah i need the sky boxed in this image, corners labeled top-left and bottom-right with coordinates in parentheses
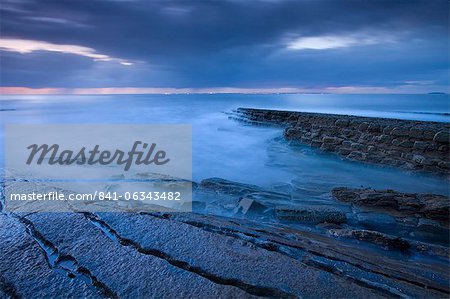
top-left (0, 0), bottom-right (449, 94)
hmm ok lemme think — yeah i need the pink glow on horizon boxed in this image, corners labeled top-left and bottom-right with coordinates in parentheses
top-left (0, 87), bottom-right (63, 95)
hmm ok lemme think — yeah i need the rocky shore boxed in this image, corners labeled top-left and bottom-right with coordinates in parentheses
top-left (1, 170), bottom-right (449, 298)
top-left (231, 108), bottom-right (450, 174)
top-left (197, 178), bottom-right (449, 250)
top-left (1, 177), bottom-right (449, 298)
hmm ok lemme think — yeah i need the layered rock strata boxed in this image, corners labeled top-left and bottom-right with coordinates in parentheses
top-left (231, 108), bottom-right (450, 174)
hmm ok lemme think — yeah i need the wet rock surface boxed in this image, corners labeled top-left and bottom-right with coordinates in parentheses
top-left (1, 173), bottom-right (449, 298)
top-left (1, 205), bottom-right (448, 298)
top-left (0, 213), bottom-right (101, 298)
top-left (231, 108), bottom-right (450, 175)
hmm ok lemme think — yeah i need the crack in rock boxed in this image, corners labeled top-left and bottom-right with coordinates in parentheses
top-left (142, 212), bottom-right (449, 296)
top-left (144, 213), bottom-right (404, 298)
top-left (11, 213), bottom-right (118, 299)
top-left (82, 212), bottom-right (298, 299)
top-left (302, 257), bottom-right (408, 299)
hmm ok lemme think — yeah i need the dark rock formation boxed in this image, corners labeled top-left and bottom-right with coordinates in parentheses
top-left (231, 108), bottom-right (450, 174)
top-left (332, 187), bottom-right (449, 223)
top-left (329, 228), bottom-right (411, 251)
top-left (328, 228), bottom-right (450, 258)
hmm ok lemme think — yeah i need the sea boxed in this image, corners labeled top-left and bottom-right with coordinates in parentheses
top-left (1, 93), bottom-right (449, 196)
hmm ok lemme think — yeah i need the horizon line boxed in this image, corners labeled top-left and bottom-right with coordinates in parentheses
top-left (0, 86), bottom-right (448, 95)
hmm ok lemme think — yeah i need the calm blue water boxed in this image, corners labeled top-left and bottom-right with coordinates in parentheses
top-left (1, 94), bottom-right (449, 195)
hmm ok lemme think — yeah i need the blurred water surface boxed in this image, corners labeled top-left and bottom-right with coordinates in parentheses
top-left (1, 93), bottom-right (449, 195)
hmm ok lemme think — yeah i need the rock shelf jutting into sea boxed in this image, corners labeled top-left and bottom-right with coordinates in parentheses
top-left (231, 107), bottom-right (450, 175)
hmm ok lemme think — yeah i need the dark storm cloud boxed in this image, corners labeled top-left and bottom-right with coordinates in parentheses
top-left (0, 0), bottom-right (448, 90)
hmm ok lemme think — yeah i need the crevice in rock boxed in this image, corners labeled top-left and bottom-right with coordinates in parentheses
top-left (82, 212), bottom-right (298, 299)
top-left (302, 257), bottom-right (407, 298)
top-left (11, 213), bottom-right (118, 299)
top-left (146, 213), bottom-right (404, 297)
top-left (142, 212), bottom-right (449, 295)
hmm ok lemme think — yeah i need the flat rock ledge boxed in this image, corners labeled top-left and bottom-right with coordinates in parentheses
top-left (1, 209), bottom-right (449, 298)
top-left (1, 177), bottom-right (449, 298)
top-left (231, 108), bottom-right (450, 175)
